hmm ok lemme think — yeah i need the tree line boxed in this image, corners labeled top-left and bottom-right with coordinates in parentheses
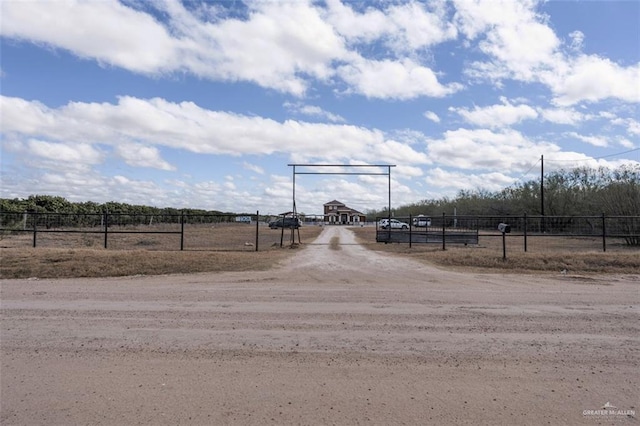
top-left (0, 196), bottom-right (230, 217)
top-left (1, 164), bottom-right (638, 221)
top-left (369, 164), bottom-right (639, 219)
top-left (0, 164), bottom-right (640, 220)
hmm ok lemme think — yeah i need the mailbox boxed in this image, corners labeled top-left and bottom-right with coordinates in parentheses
top-left (498, 223), bottom-right (511, 233)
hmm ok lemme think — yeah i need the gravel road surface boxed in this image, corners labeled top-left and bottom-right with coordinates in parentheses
top-left (1, 226), bottom-right (638, 425)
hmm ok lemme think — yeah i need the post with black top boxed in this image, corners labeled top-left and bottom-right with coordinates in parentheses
top-left (498, 222), bottom-right (511, 260)
top-left (255, 210), bottom-right (259, 252)
top-left (180, 211), bottom-right (185, 251)
top-left (103, 211), bottom-right (109, 249)
top-left (442, 212), bottom-right (446, 251)
top-left (280, 214), bottom-right (285, 247)
top-left (32, 212), bottom-right (37, 248)
top-left (601, 213), bottom-right (606, 252)
top-left (523, 213), bottom-right (528, 252)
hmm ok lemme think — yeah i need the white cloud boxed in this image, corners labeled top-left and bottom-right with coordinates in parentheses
top-left (423, 111), bottom-right (441, 123)
top-left (624, 119), bottom-right (640, 136)
top-left (456, 0), bottom-right (560, 81)
top-left (0, 0), bottom-right (467, 100)
top-left (618, 138), bottom-right (635, 149)
top-left (185, 0), bottom-right (346, 96)
top-left (565, 132), bottom-right (609, 148)
top-left (243, 162), bottom-right (265, 175)
top-left (326, 0), bottom-right (457, 51)
top-left (338, 57), bottom-right (463, 99)
top-left (538, 107), bottom-right (584, 126)
top-left (1, 95), bottom-right (429, 168)
top-left (547, 56), bottom-right (640, 106)
top-left (284, 102), bottom-right (345, 123)
top-left (425, 168), bottom-right (516, 192)
top-left (383, 1), bottom-right (458, 52)
top-left (0, 0), bottom-right (179, 74)
top-left (27, 139), bottom-right (103, 164)
top-left (115, 143), bottom-right (175, 170)
top-left (323, 0), bottom-right (391, 44)
top-left (426, 128), bottom-right (560, 171)
top-left (0, 0), bottom-right (345, 96)
top-left (450, 98), bottom-right (538, 128)
top-left (454, 0), bottom-right (639, 106)
top-left (568, 30), bottom-right (585, 52)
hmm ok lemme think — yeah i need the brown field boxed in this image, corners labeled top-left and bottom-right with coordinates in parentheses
top-left (1, 224), bottom-right (638, 279)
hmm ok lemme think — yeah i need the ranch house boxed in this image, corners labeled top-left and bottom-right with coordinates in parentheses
top-left (323, 200), bottom-right (366, 225)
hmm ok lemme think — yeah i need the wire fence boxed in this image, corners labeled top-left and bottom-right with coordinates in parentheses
top-left (1, 211), bottom-right (638, 253)
top-left (0, 211), bottom-right (313, 251)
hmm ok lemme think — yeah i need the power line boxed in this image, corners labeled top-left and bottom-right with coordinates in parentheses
top-left (514, 158), bottom-right (541, 182)
top-left (545, 147), bottom-right (640, 162)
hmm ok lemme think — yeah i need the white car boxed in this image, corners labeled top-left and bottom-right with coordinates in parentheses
top-left (413, 215), bottom-right (432, 227)
top-left (378, 218), bottom-right (409, 229)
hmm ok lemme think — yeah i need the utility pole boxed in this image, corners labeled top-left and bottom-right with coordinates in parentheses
top-left (540, 155), bottom-right (545, 233)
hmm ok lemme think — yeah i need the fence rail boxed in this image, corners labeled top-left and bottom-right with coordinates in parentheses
top-left (1, 212), bottom-right (638, 252)
top-left (0, 211), bottom-right (265, 251)
top-left (376, 214), bottom-right (640, 252)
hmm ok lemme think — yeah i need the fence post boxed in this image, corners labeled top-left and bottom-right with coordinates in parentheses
top-left (602, 213), bottom-right (606, 252)
top-left (523, 213), bottom-right (528, 252)
top-left (442, 212), bottom-right (446, 251)
top-left (255, 210), bottom-right (259, 252)
top-left (280, 214), bottom-right (285, 247)
top-left (409, 214), bottom-right (412, 248)
top-left (502, 231), bottom-right (507, 260)
top-left (180, 211), bottom-right (185, 251)
top-left (103, 211), bottom-right (108, 249)
top-left (32, 212), bottom-right (37, 248)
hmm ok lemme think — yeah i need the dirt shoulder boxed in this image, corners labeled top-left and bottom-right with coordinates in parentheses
top-left (1, 227), bottom-right (638, 425)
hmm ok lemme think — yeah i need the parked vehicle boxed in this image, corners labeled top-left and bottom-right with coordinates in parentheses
top-left (412, 215), bottom-right (432, 227)
top-left (378, 218), bottom-right (409, 229)
top-left (268, 217), bottom-right (301, 229)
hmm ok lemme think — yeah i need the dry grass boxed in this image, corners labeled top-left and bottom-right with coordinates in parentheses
top-left (1, 224), bottom-right (637, 278)
top-left (0, 248), bottom-right (297, 279)
top-left (0, 223), bottom-right (324, 251)
top-left (350, 226), bottom-right (640, 274)
top-left (0, 224), bottom-right (323, 279)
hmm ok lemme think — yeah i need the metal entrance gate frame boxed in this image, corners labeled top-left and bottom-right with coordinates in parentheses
top-left (288, 163), bottom-right (396, 244)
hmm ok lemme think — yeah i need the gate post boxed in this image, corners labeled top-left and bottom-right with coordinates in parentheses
top-left (180, 211), bottom-right (185, 251)
top-left (523, 213), bottom-right (528, 252)
top-left (255, 210), bottom-right (259, 252)
top-left (602, 213), bottom-right (606, 252)
top-left (103, 211), bottom-right (108, 249)
top-left (409, 214), bottom-right (412, 248)
top-left (442, 212), bottom-right (446, 251)
top-left (32, 212), bottom-right (37, 248)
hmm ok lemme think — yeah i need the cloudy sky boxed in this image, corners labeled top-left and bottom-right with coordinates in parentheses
top-left (1, 0), bottom-right (639, 215)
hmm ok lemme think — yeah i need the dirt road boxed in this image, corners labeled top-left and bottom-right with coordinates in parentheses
top-left (1, 226), bottom-right (638, 425)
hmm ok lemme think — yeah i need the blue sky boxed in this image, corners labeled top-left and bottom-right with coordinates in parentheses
top-left (1, 0), bottom-right (638, 216)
